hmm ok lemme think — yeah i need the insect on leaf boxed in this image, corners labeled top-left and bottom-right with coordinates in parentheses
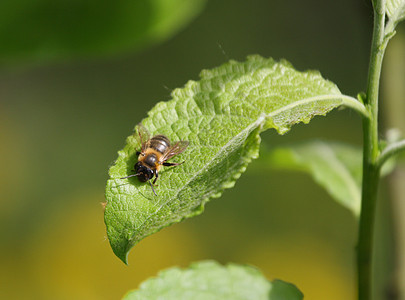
top-left (104, 55), bottom-right (366, 263)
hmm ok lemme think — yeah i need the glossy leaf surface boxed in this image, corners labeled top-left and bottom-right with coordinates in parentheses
top-left (104, 55), bottom-right (365, 263)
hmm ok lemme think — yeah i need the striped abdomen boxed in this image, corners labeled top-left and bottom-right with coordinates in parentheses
top-left (149, 135), bottom-right (170, 154)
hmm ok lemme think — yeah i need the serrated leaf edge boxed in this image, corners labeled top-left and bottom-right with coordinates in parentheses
top-left (267, 94), bottom-right (367, 121)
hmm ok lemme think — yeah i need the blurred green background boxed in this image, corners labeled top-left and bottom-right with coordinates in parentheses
top-left (1, 0), bottom-right (403, 299)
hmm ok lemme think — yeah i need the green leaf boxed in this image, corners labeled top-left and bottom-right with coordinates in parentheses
top-left (263, 139), bottom-right (398, 217)
top-left (385, 0), bottom-right (405, 35)
top-left (386, 0), bottom-right (405, 20)
top-left (264, 141), bottom-right (363, 216)
top-left (122, 261), bottom-right (303, 300)
top-left (262, 139), bottom-right (400, 217)
top-left (104, 55), bottom-right (366, 263)
top-left (0, 0), bottom-right (206, 64)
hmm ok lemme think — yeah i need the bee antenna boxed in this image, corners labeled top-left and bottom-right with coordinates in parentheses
top-left (120, 173), bottom-right (140, 179)
top-left (148, 180), bottom-right (157, 196)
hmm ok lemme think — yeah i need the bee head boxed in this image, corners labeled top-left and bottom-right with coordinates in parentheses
top-left (134, 162), bottom-right (154, 182)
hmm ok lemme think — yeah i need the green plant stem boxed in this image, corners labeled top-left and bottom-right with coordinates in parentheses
top-left (358, 0), bottom-right (386, 299)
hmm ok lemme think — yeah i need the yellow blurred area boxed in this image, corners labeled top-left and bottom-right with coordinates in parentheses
top-left (1, 191), bottom-right (205, 299)
top-left (0, 111), bottom-right (26, 218)
top-left (0, 190), bottom-right (355, 299)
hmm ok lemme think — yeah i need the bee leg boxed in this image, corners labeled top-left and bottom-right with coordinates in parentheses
top-left (163, 161), bottom-right (185, 167)
top-left (148, 180), bottom-right (157, 196)
top-left (152, 171), bottom-right (159, 185)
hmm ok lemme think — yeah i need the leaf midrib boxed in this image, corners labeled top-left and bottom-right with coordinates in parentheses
top-left (130, 94), bottom-right (354, 238)
top-left (129, 114), bottom-right (266, 237)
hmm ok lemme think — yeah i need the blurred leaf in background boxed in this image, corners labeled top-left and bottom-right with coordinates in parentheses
top-left (263, 141), bottom-right (363, 216)
top-left (0, 0), bottom-right (206, 64)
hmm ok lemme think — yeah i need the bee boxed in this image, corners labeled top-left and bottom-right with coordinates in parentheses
top-left (121, 123), bottom-right (189, 196)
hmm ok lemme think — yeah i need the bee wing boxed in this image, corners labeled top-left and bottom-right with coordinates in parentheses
top-left (161, 140), bottom-right (189, 162)
top-left (136, 123), bottom-right (151, 152)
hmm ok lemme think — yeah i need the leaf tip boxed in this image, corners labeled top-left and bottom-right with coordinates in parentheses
top-left (119, 253), bottom-right (130, 265)
top-left (115, 239), bottom-right (132, 265)
top-left (111, 236), bottom-right (130, 265)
